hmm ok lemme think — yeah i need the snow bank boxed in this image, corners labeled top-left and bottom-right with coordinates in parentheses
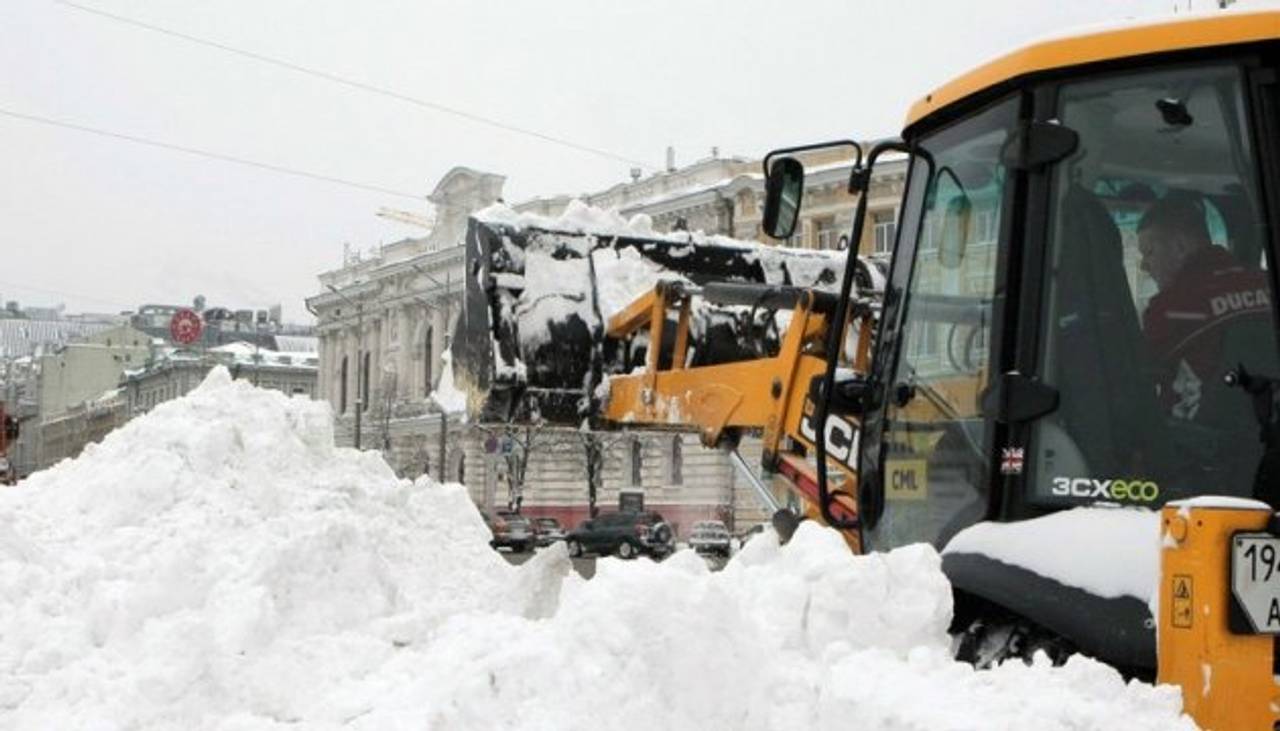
top-left (0, 370), bottom-right (1195, 730)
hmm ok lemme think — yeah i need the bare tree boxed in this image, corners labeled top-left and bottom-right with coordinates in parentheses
top-left (377, 372), bottom-right (397, 453)
top-left (563, 428), bottom-right (630, 518)
top-left (472, 420), bottom-right (554, 512)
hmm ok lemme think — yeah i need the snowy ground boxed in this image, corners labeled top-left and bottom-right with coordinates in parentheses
top-left (0, 370), bottom-right (1196, 730)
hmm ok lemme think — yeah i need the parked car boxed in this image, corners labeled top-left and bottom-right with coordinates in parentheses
top-left (566, 511), bottom-right (674, 559)
top-left (482, 510), bottom-right (535, 552)
top-left (688, 519), bottom-right (732, 557)
top-left (534, 517), bottom-right (567, 547)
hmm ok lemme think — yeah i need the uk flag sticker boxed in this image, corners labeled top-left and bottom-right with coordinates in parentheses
top-left (1000, 447), bottom-right (1024, 475)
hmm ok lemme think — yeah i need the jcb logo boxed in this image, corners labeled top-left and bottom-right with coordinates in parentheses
top-left (1050, 477), bottom-right (1160, 503)
top-left (798, 398), bottom-right (859, 469)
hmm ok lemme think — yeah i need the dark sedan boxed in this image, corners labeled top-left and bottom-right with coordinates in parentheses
top-left (565, 511), bottom-right (674, 559)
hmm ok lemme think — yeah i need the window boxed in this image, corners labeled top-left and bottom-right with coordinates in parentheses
top-left (630, 439), bottom-right (643, 486)
top-left (919, 216), bottom-right (939, 252)
top-left (814, 217), bottom-right (838, 250)
top-left (670, 436), bottom-right (683, 485)
top-left (867, 98), bottom-right (1015, 552)
top-left (873, 210), bottom-right (898, 254)
top-left (787, 221), bottom-right (807, 249)
top-left (972, 208), bottom-right (997, 244)
top-left (424, 326), bottom-right (434, 392)
top-left (362, 352), bottom-right (371, 412)
top-left (340, 356), bottom-right (349, 413)
top-left (907, 321), bottom-right (939, 360)
top-left (1030, 64), bottom-right (1277, 506)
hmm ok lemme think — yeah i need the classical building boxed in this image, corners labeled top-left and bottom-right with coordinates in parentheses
top-left (306, 167), bottom-right (487, 475)
top-left (518, 147), bottom-right (909, 259)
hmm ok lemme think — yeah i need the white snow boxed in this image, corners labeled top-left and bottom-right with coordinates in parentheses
top-left (591, 245), bottom-right (689, 319)
top-left (429, 350), bottom-right (468, 414)
top-left (0, 371), bottom-right (1196, 730)
top-left (943, 507), bottom-right (1161, 603)
top-left (477, 199), bottom-right (743, 249)
top-left (1170, 496), bottom-right (1272, 512)
top-left (515, 251), bottom-right (595, 350)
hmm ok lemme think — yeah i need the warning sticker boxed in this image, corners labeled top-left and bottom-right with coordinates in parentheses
top-left (1172, 574), bottom-right (1193, 629)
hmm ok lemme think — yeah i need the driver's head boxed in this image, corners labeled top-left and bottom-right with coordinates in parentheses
top-left (1137, 195), bottom-right (1211, 290)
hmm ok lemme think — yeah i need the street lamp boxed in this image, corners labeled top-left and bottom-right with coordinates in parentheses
top-left (326, 284), bottom-right (364, 450)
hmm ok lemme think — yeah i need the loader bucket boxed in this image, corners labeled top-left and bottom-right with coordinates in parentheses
top-left (451, 211), bottom-right (860, 425)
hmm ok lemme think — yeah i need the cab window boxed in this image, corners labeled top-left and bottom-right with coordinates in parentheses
top-left (1029, 63), bottom-right (1277, 507)
top-left (862, 98), bottom-right (1016, 550)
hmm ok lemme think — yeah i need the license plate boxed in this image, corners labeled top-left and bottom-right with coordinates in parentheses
top-left (1230, 533), bottom-right (1280, 633)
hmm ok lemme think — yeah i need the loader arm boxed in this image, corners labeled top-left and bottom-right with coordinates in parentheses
top-left (600, 279), bottom-right (875, 546)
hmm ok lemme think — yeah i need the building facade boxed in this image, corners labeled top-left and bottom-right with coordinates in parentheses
top-left (122, 345), bottom-right (318, 419)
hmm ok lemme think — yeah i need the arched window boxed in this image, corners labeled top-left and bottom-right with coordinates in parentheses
top-left (362, 352), bottom-right (371, 412)
top-left (670, 436), bottom-right (683, 485)
top-left (424, 326), bottom-right (434, 392)
top-left (339, 356), bottom-right (349, 413)
top-left (630, 439), bottom-right (643, 486)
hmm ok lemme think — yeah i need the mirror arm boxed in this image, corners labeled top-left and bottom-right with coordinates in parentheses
top-left (762, 139), bottom-right (863, 179)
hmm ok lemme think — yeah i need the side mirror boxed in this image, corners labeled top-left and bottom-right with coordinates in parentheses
top-left (763, 157), bottom-right (805, 240)
top-left (939, 193), bottom-right (971, 269)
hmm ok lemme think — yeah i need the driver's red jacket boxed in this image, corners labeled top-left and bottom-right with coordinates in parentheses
top-left (1142, 245), bottom-right (1271, 420)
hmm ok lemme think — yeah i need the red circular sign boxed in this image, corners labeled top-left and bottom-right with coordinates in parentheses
top-left (169, 309), bottom-right (204, 345)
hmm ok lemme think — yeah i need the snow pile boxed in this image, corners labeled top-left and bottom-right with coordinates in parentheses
top-left (0, 371), bottom-right (1195, 729)
top-left (429, 349), bottom-right (468, 414)
top-left (591, 245), bottom-right (692, 319)
top-left (476, 198), bottom-right (743, 248)
top-left (515, 250), bottom-right (595, 349)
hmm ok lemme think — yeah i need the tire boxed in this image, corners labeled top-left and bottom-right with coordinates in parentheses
top-left (618, 541), bottom-right (637, 559)
top-left (567, 540), bottom-right (583, 558)
top-left (652, 523), bottom-right (673, 545)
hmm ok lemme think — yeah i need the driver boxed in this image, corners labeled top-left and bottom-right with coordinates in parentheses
top-left (1138, 195), bottom-right (1271, 422)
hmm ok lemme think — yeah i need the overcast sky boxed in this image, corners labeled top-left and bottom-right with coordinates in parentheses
top-left (0, 0), bottom-right (1268, 321)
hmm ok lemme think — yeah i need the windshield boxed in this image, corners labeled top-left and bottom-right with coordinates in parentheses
top-left (1029, 63), bottom-right (1277, 507)
top-left (862, 98), bottom-right (1017, 551)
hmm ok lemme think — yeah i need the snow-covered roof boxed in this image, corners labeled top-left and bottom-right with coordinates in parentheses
top-left (273, 335), bottom-right (318, 354)
top-left (0, 319), bottom-right (115, 358)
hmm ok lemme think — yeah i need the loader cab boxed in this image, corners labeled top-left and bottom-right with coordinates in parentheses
top-left (768, 15), bottom-right (1280, 554)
